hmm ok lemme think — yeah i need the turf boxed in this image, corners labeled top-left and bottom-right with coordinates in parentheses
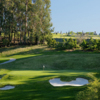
top-left (0, 70), bottom-right (95, 100)
top-left (0, 45), bottom-right (100, 100)
top-left (0, 59), bottom-right (10, 63)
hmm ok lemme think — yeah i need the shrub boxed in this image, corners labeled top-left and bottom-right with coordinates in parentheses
top-left (65, 38), bottom-right (77, 49)
top-left (76, 79), bottom-right (100, 100)
top-left (56, 42), bottom-right (65, 50)
top-left (47, 38), bottom-right (57, 48)
top-left (52, 39), bottom-right (57, 47)
top-left (80, 38), bottom-right (98, 51)
top-left (97, 40), bottom-right (100, 50)
top-left (88, 37), bottom-right (95, 50)
top-left (47, 38), bottom-right (78, 50)
top-left (74, 39), bottom-right (77, 48)
top-left (80, 40), bottom-right (88, 50)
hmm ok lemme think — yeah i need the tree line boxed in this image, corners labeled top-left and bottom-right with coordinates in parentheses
top-left (54, 31), bottom-right (98, 36)
top-left (47, 37), bottom-right (100, 51)
top-left (0, 0), bottom-right (53, 46)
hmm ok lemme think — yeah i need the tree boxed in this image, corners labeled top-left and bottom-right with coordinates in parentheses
top-left (33, 0), bottom-right (53, 44)
top-left (0, 0), bottom-right (53, 45)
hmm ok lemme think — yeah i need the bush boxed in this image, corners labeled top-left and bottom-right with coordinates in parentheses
top-left (47, 38), bottom-right (78, 50)
top-left (47, 38), bottom-right (57, 48)
top-left (97, 40), bottom-right (100, 50)
top-left (65, 38), bottom-right (77, 49)
top-left (80, 40), bottom-right (88, 50)
top-left (88, 37), bottom-right (96, 50)
top-left (47, 37), bottom-right (100, 51)
top-left (56, 42), bottom-right (65, 50)
top-left (76, 79), bottom-right (100, 100)
top-left (80, 38), bottom-right (98, 51)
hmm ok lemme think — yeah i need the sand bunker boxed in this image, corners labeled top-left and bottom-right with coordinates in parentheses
top-left (0, 58), bottom-right (16, 65)
top-left (49, 78), bottom-right (89, 87)
top-left (0, 77), bottom-right (15, 90)
top-left (0, 86), bottom-right (15, 90)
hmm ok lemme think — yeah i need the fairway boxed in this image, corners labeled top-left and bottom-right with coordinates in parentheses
top-left (0, 70), bottom-right (95, 100)
top-left (0, 45), bottom-right (100, 100)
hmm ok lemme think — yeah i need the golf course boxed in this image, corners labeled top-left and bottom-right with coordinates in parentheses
top-left (0, 45), bottom-right (100, 100)
top-left (1, 0), bottom-right (100, 99)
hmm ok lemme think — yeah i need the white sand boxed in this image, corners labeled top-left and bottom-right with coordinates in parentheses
top-left (49, 78), bottom-right (89, 87)
top-left (0, 77), bottom-right (15, 90)
top-left (0, 58), bottom-right (16, 65)
top-left (0, 86), bottom-right (15, 90)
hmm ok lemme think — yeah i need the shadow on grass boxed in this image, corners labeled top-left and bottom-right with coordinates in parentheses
top-left (0, 59), bottom-right (9, 63)
top-left (2, 47), bottom-right (99, 58)
top-left (0, 45), bottom-right (27, 53)
top-left (1, 45), bottom-right (100, 58)
top-left (0, 75), bottom-right (87, 100)
top-left (0, 49), bottom-right (100, 71)
top-left (0, 45), bottom-right (100, 71)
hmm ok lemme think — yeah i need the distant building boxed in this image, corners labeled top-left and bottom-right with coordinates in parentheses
top-left (94, 31), bottom-right (97, 35)
top-left (82, 31), bottom-right (85, 36)
top-left (77, 32), bottom-right (78, 35)
top-left (60, 31), bottom-right (62, 34)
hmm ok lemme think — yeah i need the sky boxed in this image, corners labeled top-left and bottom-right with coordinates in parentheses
top-left (50, 0), bottom-right (100, 34)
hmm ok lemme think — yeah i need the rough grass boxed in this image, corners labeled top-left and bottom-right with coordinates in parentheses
top-left (0, 50), bottom-right (100, 70)
top-left (0, 45), bottom-right (100, 71)
top-left (0, 45), bottom-right (100, 100)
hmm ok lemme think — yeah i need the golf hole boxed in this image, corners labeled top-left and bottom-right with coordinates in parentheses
top-left (49, 78), bottom-right (89, 87)
top-left (0, 86), bottom-right (15, 90)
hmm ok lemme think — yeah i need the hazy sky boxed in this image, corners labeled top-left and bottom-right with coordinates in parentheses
top-left (50, 0), bottom-right (100, 34)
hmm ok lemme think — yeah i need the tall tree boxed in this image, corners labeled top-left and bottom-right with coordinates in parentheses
top-left (33, 0), bottom-right (53, 44)
top-left (0, 0), bottom-right (53, 45)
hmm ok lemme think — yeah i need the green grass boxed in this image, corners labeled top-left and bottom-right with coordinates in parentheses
top-left (0, 58), bottom-right (10, 63)
top-left (0, 45), bottom-right (100, 100)
top-left (0, 70), bottom-right (96, 100)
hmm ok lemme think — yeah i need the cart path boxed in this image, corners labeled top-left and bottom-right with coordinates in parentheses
top-left (0, 58), bottom-right (16, 65)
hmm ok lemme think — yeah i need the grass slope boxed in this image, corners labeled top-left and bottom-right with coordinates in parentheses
top-left (0, 45), bottom-right (100, 100)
